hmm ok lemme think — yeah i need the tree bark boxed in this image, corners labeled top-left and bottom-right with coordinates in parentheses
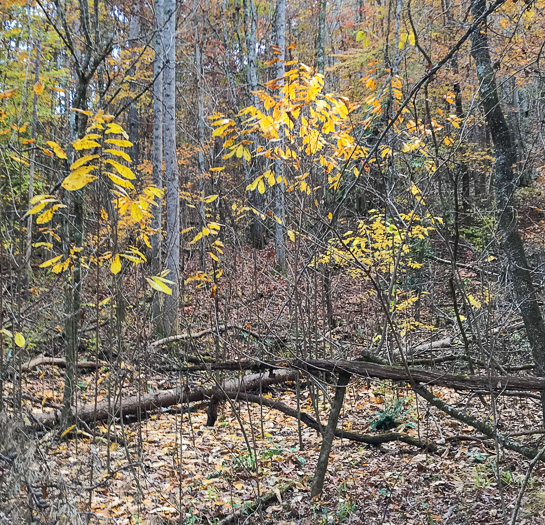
top-left (243, 0), bottom-right (265, 249)
top-left (311, 371), bottom-right (350, 498)
top-left (162, 0), bottom-right (180, 337)
top-left (470, 0), bottom-right (545, 420)
top-left (34, 370), bottom-right (298, 427)
top-left (151, 0), bottom-right (164, 327)
top-left (316, 0), bottom-right (326, 75)
top-left (24, 41), bottom-right (41, 294)
top-left (274, 0), bottom-right (286, 269)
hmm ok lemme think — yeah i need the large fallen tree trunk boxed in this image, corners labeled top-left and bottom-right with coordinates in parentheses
top-left (32, 369), bottom-right (298, 428)
top-left (176, 358), bottom-right (545, 392)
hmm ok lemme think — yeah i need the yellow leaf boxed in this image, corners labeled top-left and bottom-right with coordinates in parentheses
top-left (190, 231), bottom-right (203, 244)
top-left (27, 198), bottom-right (56, 216)
top-left (61, 424), bottom-right (76, 438)
top-left (62, 166), bottom-right (98, 191)
top-left (111, 255), bottom-right (121, 274)
top-left (47, 140), bottom-right (68, 159)
top-left (40, 254), bottom-right (63, 268)
top-left (70, 108), bottom-right (93, 116)
top-left (146, 276), bottom-right (173, 295)
top-left (106, 159), bottom-right (135, 179)
top-left (288, 230), bottom-right (295, 241)
top-left (30, 194), bottom-right (51, 205)
top-left (36, 205), bottom-right (59, 224)
top-left (236, 144), bottom-right (243, 158)
top-left (105, 138), bottom-right (133, 148)
top-left (11, 153), bottom-right (29, 166)
top-left (105, 149), bottom-right (132, 162)
top-left (34, 81), bottom-right (44, 96)
top-left (131, 203), bottom-right (143, 222)
top-left (106, 172), bottom-right (134, 189)
top-left (72, 137), bottom-right (101, 150)
top-left (243, 148), bottom-right (251, 162)
top-left (71, 154), bottom-right (99, 170)
top-left (257, 179), bottom-right (265, 194)
top-left (205, 194), bottom-right (219, 203)
top-left (105, 123), bottom-right (128, 138)
top-left (0, 88), bottom-right (17, 99)
top-left (14, 332), bottom-right (25, 348)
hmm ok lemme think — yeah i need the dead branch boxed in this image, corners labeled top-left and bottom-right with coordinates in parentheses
top-left (32, 369), bottom-right (298, 427)
top-left (232, 392), bottom-right (438, 452)
top-left (150, 324), bottom-right (263, 347)
top-left (175, 357), bottom-right (545, 392)
top-left (22, 354), bottom-right (108, 372)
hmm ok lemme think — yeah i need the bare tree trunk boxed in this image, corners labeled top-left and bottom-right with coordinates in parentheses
top-left (24, 40), bottom-right (41, 293)
top-left (274, 0), bottom-right (286, 269)
top-left (151, 0), bottom-right (164, 327)
top-left (127, 0), bottom-right (142, 167)
top-left (470, 0), bottom-right (545, 421)
top-left (162, 0), bottom-right (180, 337)
top-left (195, 24), bottom-right (207, 270)
top-left (316, 0), bottom-right (326, 75)
top-left (243, 0), bottom-right (265, 249)
top-left (310, 371), bottom-right (350, 497)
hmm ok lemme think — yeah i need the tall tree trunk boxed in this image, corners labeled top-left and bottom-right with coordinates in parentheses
top-left (128, 0), bottom-right (142, 167)
top-left (151, 0), bottom-right (164, 327)
top-left (470, 0), bottom-right (545, 421)
top-left (195, 24), bottom-right (206, 270)
top-left (316, 0), bottom-right (326, 75)
top-left (274, 0), bottom-right (286, 269)
top-left (243, 0), bottom-right (265, 249)
top-left (162, 0), bottom-right (180, 337)
top-left (24, 40), bottom-right (41, 293)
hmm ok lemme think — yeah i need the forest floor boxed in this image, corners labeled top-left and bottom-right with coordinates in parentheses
top-left (4, 243), bottom-right (545, 524)
top-left (14, 369), bottom-right (545, 525)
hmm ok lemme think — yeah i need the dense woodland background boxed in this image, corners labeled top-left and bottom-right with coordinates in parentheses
top-left (3, 0), bottom-right (545, 523)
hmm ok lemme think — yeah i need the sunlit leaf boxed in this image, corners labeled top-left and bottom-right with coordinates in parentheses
top-left (105, 149), bottom-right (132, 162)
top-left (34, 81), bottom-right (44, 96)
top-left (105, 159), bottom-right (135, 179)
top-left (146, 276), bottom-right (173, 295)
top-left (106, 172), bottom-right (134, 189)
top-left (110, 254), bottom-right (121, 274)
top-left (40, 254), bottom-right (63, 268)
top-left (71, 154), bottom-right (99, 170)
top-left (105, 138), bottom-right (133, 148)
top-left (14, 332), bottom-right (25, 347)
top-left (0, 88), bottom-right (17, 99)
top-left (46, 140), bottom-right (67, 159)
top-left (62, 166), bottom-right (98, 191)
top-left (72, 137), bottom-right (101, 150)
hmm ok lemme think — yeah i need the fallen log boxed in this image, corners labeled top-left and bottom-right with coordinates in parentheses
top-left (175, 358), bottom-right (545, 392)
top-left (151, 324), bottom-right (263, 348)
top-left (32, 369), bottom-right (298, 427)
top-left (22, 354), bottom-right (109, 372)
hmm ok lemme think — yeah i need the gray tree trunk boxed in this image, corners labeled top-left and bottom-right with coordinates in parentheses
top-left (128, 0), bottom-right (142, 167)
top-left (274, 0), bottom-right (286, 269)
top-left (195, 24), bottom-right (206, 269)
top-left (470, 0), bottom-right (545, 421)
top-left (151, 0), bottom-right (164, 326)
top-left (243, 0), bottom-right (265, 249)
top-left (24, 40), bottom-right (41, 293)
top-left (316, 0), bottom-right (326, 75)
top-left (162, 0), bottom-right (180, 337)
